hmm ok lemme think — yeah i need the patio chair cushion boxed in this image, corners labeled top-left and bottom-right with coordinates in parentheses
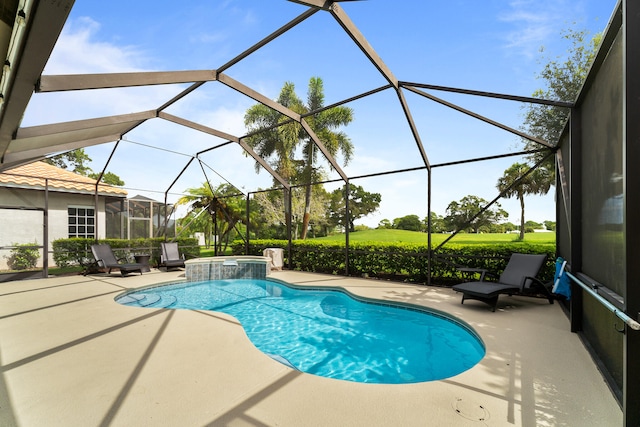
top-left (452, 253), bottom-right (552, 311)
top-left (160, 242), bottom-right (185, 269)
top-left (90, 244), bottom-right (144, 276)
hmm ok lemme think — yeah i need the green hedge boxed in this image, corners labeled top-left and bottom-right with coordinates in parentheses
top-left (231, 239), bottom-right (556, 285)
top-left (52, 237), bottom-right (200, 268)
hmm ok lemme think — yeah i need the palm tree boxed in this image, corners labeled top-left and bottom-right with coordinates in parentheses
top-left (244, 77), bottom-right (353, 239)
top-left (244, 82), bottom-right (303, 182)
top-left (176, 182), bottom-right (245, 252)
top-left (176, 182), bottom-right (215, 246)
top-left (496, 162), bottom-right (551, 240)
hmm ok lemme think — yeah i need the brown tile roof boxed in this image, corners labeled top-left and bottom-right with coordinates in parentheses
top-left (0, 161), bottom-right (128, 196)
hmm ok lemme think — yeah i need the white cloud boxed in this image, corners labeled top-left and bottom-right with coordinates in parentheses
top-left (44, 17), bottom-right (148, 74)
top-left (201, 106), bottom-right (248, 136)
top-left (24, 18), bottom-right (180, 125)
top-left (498, 0), bottom-right (585, 59)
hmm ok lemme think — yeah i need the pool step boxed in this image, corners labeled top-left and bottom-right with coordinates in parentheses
top-left (157, 295), bottom-right (177, 308)
top-left (138, 294), bottom-right (161, 307)
top-left (117, 294), bottom-right (145, 305)
top-left (118, 293), bottom-right (177, 308)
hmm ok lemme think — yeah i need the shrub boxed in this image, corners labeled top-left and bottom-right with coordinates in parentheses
top-left (5, 243), bottom-right (40, 270)
top-left (231, 239), bottom-right (556, 285)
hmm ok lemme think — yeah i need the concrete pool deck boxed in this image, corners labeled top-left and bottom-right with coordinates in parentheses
top-left (0, 269), bottom-right (621, 426)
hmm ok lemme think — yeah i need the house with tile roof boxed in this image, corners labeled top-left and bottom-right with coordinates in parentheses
top-left (0, 161), bottom-right (128, 270)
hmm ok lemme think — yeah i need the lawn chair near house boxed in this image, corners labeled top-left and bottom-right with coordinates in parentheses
top-left (160, 242), bottom-right (186, 270)
top-left (451, 253), bottom-right (553, 311)
top-left (90, 244), bottom-right (144, 276)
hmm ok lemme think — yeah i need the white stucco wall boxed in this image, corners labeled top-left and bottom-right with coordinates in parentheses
top-left (0, 187), bottom-right (111, 270)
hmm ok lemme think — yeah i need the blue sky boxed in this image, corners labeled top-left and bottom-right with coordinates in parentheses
top-left (22, 0), bottom-right (618, 227)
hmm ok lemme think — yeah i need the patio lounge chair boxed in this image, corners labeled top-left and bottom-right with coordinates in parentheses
top-left (160, 242), bottom-right (186, 270)
top-left (451, 253), bottom-right (553, 311)
top-left (90, 244), bottom-right (144, 276)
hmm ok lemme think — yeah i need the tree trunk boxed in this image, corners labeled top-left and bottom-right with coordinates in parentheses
top-left (519, 194), bottom-right (525, 241)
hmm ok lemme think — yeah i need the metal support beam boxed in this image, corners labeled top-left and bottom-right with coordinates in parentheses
top-left (237, 139), bottom-right (291, 190)
top-left (159, 111), bottom-right (238, 141)
top-left (16, 110), bottom-right (156, 139)
top-left (400, 81), bottom-right (574, 108)
top-left (396, 88), bottom-right (430, 169)
top-left (218, 8), bottom-right (319, 73)
top-left (404, 85), bottom-right (554, 149)
top-left (164, 157), bottom-right (195, 196)
top-left (304, 85), bottom-right (393, 117)
top-left (0, 0), bottom-right (74, 162)
top-left (159, 112), bottom-right (290, 190)
top-left (329, 3), bottom-right (398, 89)
top-left (94, 181), bottom-right (100, 241)
top-left (162, 192), bottom-right (169, 240)
top-left (286, 0), bottom-right (330, 8)
top-left (2, 133), bottom-right (122, 169)
top-left (37, 70), bottom-right (218, 92)
top-left (6, 106), bottom-right (155, 169)
top-left (427, 168), bottom-right (432, 286)
top-left (245, 194), bottom-right (250, 255)
top-left (218, 73), bottom-right (301, 120)
top-left (299, 119), bottom-right (348, 182)
top-left (157, 82), bottom-right (205, 113)
top-left (285, 188), bottom-right (292, 269)
top-left (569, 108), bottom-right (583, 333)
top-left (43, 178), bottom-right (49, 278)
top-left (623, 1), bottom-right (640, 425)
top-left (344, 180), bottom-right (350, 276)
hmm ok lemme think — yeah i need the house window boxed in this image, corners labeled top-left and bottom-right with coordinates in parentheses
top-left (68, 206), bottom-right (95, 238)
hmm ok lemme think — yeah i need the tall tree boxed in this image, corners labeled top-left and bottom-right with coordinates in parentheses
top-left (496, 162), bottom-right (551, 240)
top-left (377, 219), bottom-right (393, 229)
top-left (45, 149), bottom-right (92, 175)
top-left (252, 186), bottom-right (330, 239)
top-left (88, 171), bottom-right (125, 186)
top-left (444, 195), bottom-right (508, 233)
top-left (423, 212), bottom-right (446, 233)
top-left (393, 214), bottom-right (422, 232)
top-left (244, 77), bottom-right (354, 239)
top-left (521, 28), bottom-right (601, 184)
top-left (46, 148), bottom-right (125, 186)
top-left (327, 184), bottom-right (381, 232)
top-left (244, 83), bottom-right (303, 182)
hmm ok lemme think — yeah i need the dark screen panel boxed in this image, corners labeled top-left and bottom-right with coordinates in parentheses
top-left (579, 27), bottom-right (624, 392)
top-left (556, 132), bottom-right (571, 260)
top-left (581, 28), bottom-right (624, 296)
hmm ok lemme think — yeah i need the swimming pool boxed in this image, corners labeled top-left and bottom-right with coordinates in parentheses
top-left (116, 278), bottom-right (485, 384)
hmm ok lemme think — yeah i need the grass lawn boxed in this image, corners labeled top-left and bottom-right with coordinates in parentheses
top-left (312, 229), bottom-right (555, 245)
top-left (48, 265), bottom-right (85, 275)
top-left (198, 247), bottom-right (233, 257)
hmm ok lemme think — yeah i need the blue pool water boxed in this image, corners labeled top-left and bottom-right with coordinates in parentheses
top-left (116, 279), bottom-right (485, 384)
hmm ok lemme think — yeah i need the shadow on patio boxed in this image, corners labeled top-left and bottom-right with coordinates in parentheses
top-left (0, 270), bottom-right (621, 426)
